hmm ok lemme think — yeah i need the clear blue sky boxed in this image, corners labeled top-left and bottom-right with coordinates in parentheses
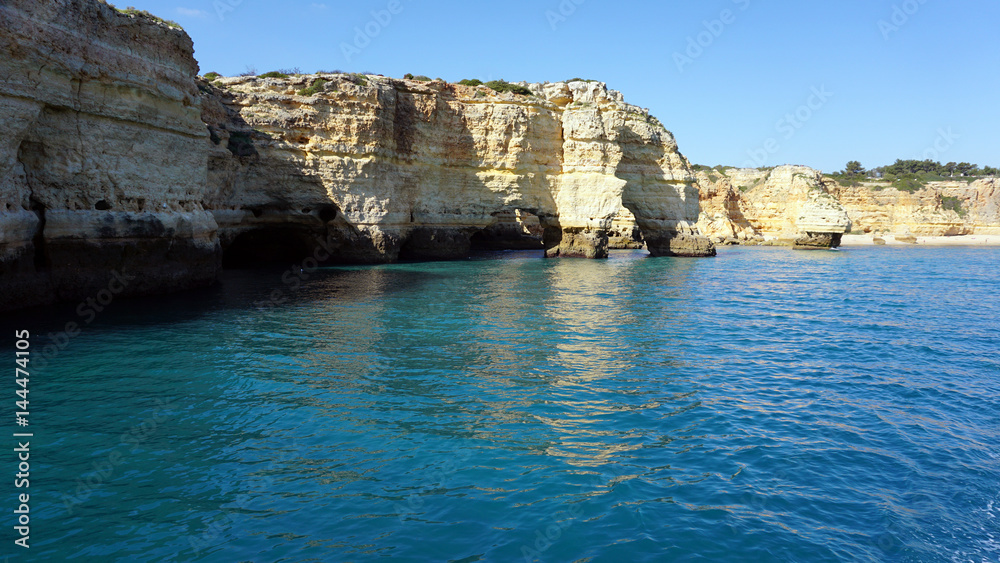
top-left (128, 0), bottom-right (997, 172)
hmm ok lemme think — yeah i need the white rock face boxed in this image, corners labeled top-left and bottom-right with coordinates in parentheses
top-left (0, 0), bottom-right (717, 311)
top-left (202, 76), bottom-right (715, 261)
top-left (692, 165), bottom-right (1000, 243)
top-left (796, 192), bottom-right (852, 234)
top-left (690, 165), bottom-right (851, 246)
top-left (0, 0), bottom-right (218, 310)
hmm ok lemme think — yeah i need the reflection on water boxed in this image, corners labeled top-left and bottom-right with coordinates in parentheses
top-left (5, 247), bottom-right (1000, 561)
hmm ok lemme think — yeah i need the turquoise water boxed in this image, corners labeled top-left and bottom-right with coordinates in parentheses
top-left (4, 247), bottom-right (1000, 562)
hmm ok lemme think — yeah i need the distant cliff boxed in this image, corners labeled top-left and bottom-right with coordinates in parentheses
top-left (692, 165), bottom-right (1000, 244)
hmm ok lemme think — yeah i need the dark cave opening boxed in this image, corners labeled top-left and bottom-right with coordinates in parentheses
top-left (469, 210), bottom-right (545, 251)
top-left (222, 228), bottom-right (318, 269)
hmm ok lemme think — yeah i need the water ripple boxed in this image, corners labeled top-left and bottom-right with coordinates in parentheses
top-left (6, 247), bottom-right (999, 561)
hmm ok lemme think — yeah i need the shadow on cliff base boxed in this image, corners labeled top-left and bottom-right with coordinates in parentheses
top-left (222, 228), bottom-right (319, 268)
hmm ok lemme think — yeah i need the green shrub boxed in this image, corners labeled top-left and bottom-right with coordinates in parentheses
top-left (412, 75), bottom-right (432, 82)
top-left (350, 73), bottom-right (368, 85)
top-left (116, 7), bottom-right (182, 29)
top-left (226, 132), bottom-right (256, 157)
top-left (298, 78), bottom-right (330, 96)
top-left (566, 78), bottom-right (597, 83)
top-left (485, 80), bottom-right (532, 96)
top-left (203, 72), bottom-right (221, 81)
top-left (893, 174), bottom-right (926, 193)
top-left (458, 79), bottom-right (483, 87)
top-left (941, 196), bottom-right (967, 217)
top-left (259, 71), bottom-right (290, 79)
top-left (404, 73), bottom-right (414, 79)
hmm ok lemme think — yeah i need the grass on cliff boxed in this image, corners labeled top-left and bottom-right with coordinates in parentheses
top-left (115, 6), bottom-right (182, 29)
top-left (692, 164), bottom-right (731, 181)
top-left (485, 80), bottom-right (533, 96)
top-left (458, 79), bottom-right (483, 87)
top-left (298, 78), bottom-right (332, 96)
top-left (941, 196), bottom-right (968, 218)
top-left (882, 173), bottom-right (927, 193)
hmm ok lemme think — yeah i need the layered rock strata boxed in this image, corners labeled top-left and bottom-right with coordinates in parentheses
top-left (693, 165), bottom-right (850, 247)
top-left (201, 76), bottom-right (714, 263)
top-left (0, 0), bottom-right (218, 310)
top-left (692, 165), bottom-right (1000, 244)
top-left (1, 0), bottom-right (717, 311)
top-left (826, 177), bottom-right (1000, 237)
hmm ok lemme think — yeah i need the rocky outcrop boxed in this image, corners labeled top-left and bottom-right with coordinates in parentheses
top-left (0, 0), bottom-right (218, 310)
top-left (693, 170), bottom-right (761, 244)
top-left (692, 165), bottom-right (850, 247)
top-left (793, 191), bottom-right (851, 249)
top-left (201, 75), bottom-right (714, 264)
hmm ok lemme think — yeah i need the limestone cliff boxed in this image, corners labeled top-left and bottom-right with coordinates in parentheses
top-left (692, 165), bottom-right (1000, 243)
top-left (200, 75), bottom-right (714, 263)
top-left (0, 0), bottom-right (717, 311)
top-left (0, 0), bottom-right (218, 310)
top-left (826, 178), bottom-right (1000, 237)
top-left (693, 165), bottom-right (850, 246)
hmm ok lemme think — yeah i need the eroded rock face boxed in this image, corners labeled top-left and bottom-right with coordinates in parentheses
top-left (0, 0), bottom-right (218, 310)
top-left (693, 165), bottom-right (850, 247)
top-left (827, 178), bottom-right (1000, 236)
top-left (694, 165), bottom-right (1000, 243)
top-left (201, 76), bottom-right (715, 262)
top-left (0, 0), bottom-right (716, 311)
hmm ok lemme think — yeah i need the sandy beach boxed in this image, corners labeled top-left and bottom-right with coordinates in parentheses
top-left (841, 234), bottom-right (1000, 246)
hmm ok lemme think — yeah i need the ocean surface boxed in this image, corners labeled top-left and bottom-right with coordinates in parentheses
top-left (4, 246), bottom-right (999, 562)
